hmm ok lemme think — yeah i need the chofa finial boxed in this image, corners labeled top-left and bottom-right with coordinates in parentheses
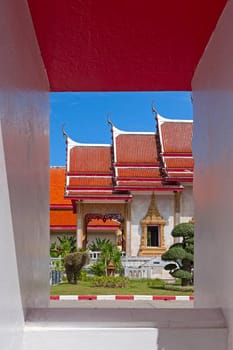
top-left (151, 100), bottom-right (158, 117)
top-left (62, 124), bottom-right (68, 139)
top-left (107, 112), bottom-right (113, 129)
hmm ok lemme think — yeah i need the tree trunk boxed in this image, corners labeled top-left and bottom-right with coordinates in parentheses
top-left (181, 278), bottom-right (192, 286)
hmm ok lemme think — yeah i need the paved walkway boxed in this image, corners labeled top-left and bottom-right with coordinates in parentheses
top-left (50, 299), bottom-right (193, 308)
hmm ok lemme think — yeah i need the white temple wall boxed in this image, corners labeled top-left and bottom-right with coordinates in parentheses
top-left (0, 1), bottom-right (49, 349)
top-left (180, 186), bottom-right (194, 223)
top-left (131, 193), bottom-right (174, 256)
top-left (192, 1), bottom-right (233, 349)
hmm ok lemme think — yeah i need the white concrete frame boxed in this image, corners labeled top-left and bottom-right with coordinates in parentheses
top-left (1, 0), bottom-right (232, 349)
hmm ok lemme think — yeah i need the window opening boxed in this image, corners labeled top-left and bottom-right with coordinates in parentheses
top-left (147, 225), bottom-right (159, 247)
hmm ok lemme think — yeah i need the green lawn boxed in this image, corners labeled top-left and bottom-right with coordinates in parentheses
top-left (51, 280), bottom-right (193, 296)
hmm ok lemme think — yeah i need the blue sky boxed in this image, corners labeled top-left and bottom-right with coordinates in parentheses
top-left (50, 92), bottom-right (193, 166)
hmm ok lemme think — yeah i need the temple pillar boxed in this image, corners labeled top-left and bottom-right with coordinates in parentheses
top-left (76, 201), bottom-right (83, 249)
top-left (174, 191), bottom-right (181, 227)
top-left (125, 202), bottom-right (132, 256)
top-left (173, 191), bottom-right (181, 243)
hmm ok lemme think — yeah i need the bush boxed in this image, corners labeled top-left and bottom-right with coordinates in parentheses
top-left (91, 276), bottom-right (129, 288)
top-left (88, 238), bottom-right (111, 251)
top-left (78, 270), bottom-right (91, 282)
top-left (172, 269), bottom-right (192, 280)
top-left (162, 222), bottom-right (194, 286)
top-left (64, 251), bottom-right (90, 284)
top-left (147, 278), bottom-right (165, 288)
top-left (174, 278), bottom-right (182, 285)
top-left (88, 261), bottom-right (106, 276)
top-left (163, 284), bottom-right (194, 293)
top-left (50, 235), bottom-right (77, 258)
top-left (88, 241), bottom-right (123, 276)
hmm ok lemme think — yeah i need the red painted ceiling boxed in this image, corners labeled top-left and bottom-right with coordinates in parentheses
top-left (28, 0), bottom-right (227, 92)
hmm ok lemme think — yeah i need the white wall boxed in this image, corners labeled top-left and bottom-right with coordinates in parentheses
top-left (192, 1), bottom-right (233, 349)
top-left (0, 1), bottom-right (49, 349)
top-left (180, 186), bottom-right (194, 223)
top-left (131, 194), bottom-right (174, 255)
top-left (87, 231), bottom-right (117, 246)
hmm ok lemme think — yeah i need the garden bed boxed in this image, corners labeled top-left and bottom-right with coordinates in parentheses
top-left (51, 278), bottom-right (193, 296)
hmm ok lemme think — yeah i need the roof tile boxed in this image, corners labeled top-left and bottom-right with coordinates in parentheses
top-left (117, 168), bottom-right (161, 178)
top-left (115, 134), bottom-right (158, 164)
top-left (161, 122), bottom-right (192, 153)
top-left (50, 167), bottom-right (68, 204)
top-left (69, 146), bottom-right (112, 173)
top-left (50, 209), bottom-right (76, 226)
top-left (69, 177), bottom-right (112, 187)
top-left (164, 157), bottom-right (194, 169)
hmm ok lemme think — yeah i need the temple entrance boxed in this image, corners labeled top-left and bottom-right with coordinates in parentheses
top-left (83, 213), bottom-right (125, 251)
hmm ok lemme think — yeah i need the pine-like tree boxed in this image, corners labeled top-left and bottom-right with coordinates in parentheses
top-left (162, 223), bottom-right (194, 286)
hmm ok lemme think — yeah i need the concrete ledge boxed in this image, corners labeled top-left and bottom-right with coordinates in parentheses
top-left (26, 307), bottom-right (226, 329)
top-left (24, 308), bottom-right (228, 350)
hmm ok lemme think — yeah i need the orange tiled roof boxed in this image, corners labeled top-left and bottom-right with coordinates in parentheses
top-left (115, 134), bottom-right (158, 164)
top-left (50, 209), bottom-right (76, 226)
top-left (112, 132), bottom-right (164, 190)
top-left (50, 167), bottom-right (69, 204)
top-left (116, 180), bottom-right (164, 187)
top-left (165, 172), bottom-right (193, 178)
top-left (88, 219), bottom-right (120, 227)
top-left (69, 177), bottom-right (112, 188)
top-left (164, 157), bottom-right (194, 169)
top-left (117, 168), bottom-right (161, 178)
top-left (157, 116), bottom-right (194, 182)
top-left (160, 122), bottom-right (193, 154)
top-left (69, 146), bottom-right (112, 173)
top-left (67, 191), bottom-right (118, 196)
top-left (64, 120), bottom-right (193, 198)
top-left (66, 144), bottom-right (114, 197)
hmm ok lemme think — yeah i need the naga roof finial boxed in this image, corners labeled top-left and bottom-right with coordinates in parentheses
top-left (62, 124), bottom-right (68, 141)
top-left (107, 112), bottom-right (114, 129)
top-left (151, 100), bottom-right (158, 117)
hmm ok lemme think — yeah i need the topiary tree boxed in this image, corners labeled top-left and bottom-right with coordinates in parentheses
top-left (64, 251), bottom-right (90, 284)
top-left (162, 223), bottom-right (194, 286)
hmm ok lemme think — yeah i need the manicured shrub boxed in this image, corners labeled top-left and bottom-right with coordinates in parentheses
top-left (78, 270), bottom-right (91, 282)
top-left (64, 251), bottom-right (90, 284)
top-left (162, 223), bottom-right (194, 286)
top-left (91, 276), bottom-right (129, 288)
top-left (163, 284), bottom-right (194, 293)
top-left (147, 278), bottom-right (165, 288)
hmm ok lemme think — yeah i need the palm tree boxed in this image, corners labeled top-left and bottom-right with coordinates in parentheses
top-left (50, 235), bottom-right (77, 258)
top-left (98, 241), bottom-right (123, 276)
top-left (88, 239), bottom-right (123, 276)
top-left (88, 238), bottom-right (111, 252)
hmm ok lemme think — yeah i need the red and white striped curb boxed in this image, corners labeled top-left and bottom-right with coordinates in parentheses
top-left (50, 295), bottom-right (194, 301)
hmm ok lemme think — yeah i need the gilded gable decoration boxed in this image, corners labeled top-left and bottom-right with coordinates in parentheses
top-left (139, 193), bottom-right (166, 256)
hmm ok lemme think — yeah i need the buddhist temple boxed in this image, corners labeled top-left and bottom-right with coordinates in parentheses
top-left (51, 113), bottom-right (194, 258)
